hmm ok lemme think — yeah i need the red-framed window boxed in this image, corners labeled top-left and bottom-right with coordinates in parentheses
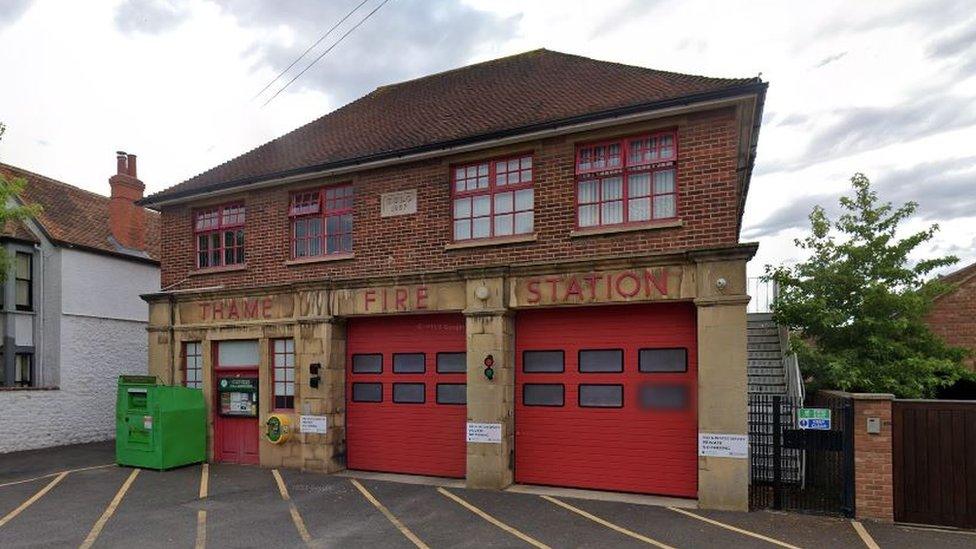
top-left (289, 185), bottom-right (353, 258)
top-left (576, 131), bottom-right (677, 228)
top-left (194, 204), bottom-right (245, 268)
top-left (272, 339), bottom-right (295, 409)
top-left (183, 341), bottom-right (203, 389)
top-left (452, 154), bottom-right (534, 241)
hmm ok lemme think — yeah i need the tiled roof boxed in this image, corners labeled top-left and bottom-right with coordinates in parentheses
top-left (145, 49), bottom-right (763, 204)
top-left (0, 162), bottom-right (160, 262)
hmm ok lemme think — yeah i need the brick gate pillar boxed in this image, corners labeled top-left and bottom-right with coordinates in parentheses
top-left (463, 275), bottom-right (515, 489)
top-left (694, 255), bottom-right (751, 511)
top-left (851, 393), bottom-right (894, 522)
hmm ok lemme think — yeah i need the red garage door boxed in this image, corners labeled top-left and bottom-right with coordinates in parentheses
top-left (515, 303), bottom-right (698, 497)
top-left (346, 314), bottom-right (467, 478)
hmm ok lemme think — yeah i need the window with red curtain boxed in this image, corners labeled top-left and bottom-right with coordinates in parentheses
top-left (194, 204), bottom-right (245, 268)
top-left (452, 154), bottom-right (534, 241)
top-left (576, 131), bottom-right (677, 228)
top-left (289, 185), bottom-right (353, 258)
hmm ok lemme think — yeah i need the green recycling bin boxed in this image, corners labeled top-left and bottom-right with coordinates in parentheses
top-left (116, 375), bottom-right (206, 470)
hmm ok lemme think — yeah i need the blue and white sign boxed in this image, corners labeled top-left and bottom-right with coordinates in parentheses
top-left (798, 408), bottom-right (831, 430)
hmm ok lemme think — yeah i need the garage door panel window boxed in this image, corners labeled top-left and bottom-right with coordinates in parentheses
top-left (523, 384), bottom-right (564, 407)
top-left (436, 352), bottom-right (466, 374)
top-left (522, 350), bottom-right (564, 373)
top-left (436, 383), bottom-right (466, 405)
top-left (352, 382), bottom-right (382, 402)
top-left (578, 349), bottom-right (623, 373)
top-left (638, 384), bottom-right (690, 411)
top-left (393, 353), bottom-right (425, 373)
top-left (393, 383), bottom-right (425, 403)
top-left (352, 353), bottom-right (383, 374)
top-left (579, 384), bottom-right (624, 408)
top-left (638, 348), bottom-right (688, 373)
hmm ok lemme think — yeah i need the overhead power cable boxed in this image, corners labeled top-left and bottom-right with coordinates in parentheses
top-left (252, 0), bottom-right (372, 100)
top-left (263, 0), bottom-right (392, 107)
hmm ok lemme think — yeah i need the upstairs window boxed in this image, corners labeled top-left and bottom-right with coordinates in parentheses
top-left (576, 131), bottom-right (677, 228)
top-left (290, 185), bottom-right (353, 258)
top-left (452, 154), bottom-right (534, 241)
top-left (15, 252), bottom-right (32, 311)
top-left (195, 204), bottom-right (245, 268)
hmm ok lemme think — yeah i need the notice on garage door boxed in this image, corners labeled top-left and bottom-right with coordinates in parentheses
top-left (466, 422), bottom-right (502, 443)
top-left (698, 433), bottom-right (748, 458)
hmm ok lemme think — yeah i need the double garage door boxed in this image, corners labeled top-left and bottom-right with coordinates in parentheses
top-left (346, 304), bottom-right (698, 497)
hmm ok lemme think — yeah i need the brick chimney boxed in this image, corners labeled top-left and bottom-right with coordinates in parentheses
top-left (108, 151), bottom-right (146, 251)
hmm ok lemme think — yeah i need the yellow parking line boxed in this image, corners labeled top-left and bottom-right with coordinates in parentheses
top-left (79, 468), bottom-right (140, 549)
top-left (0, 471), bottom-right (68, 528)
top-left (438, 487), bottom-right (550, 549)
top-left (667, 507), bottom-right (801, 549)
top-left (542, 495), bottom-right (675, 548)
top-left (851, 521), bottom-right (880, 549)
top-left (271, 469), bottom-right (313, 546)
top-left (195, 510), bottom-right (207, 549)
top-left (199, 463), bottom-right (209, 499)
top-left (0, 464), bottom-right (114, 489)
top-left (351, 479), bottom-right (430, 549)
top-left (195, 464), bottom-right (209, 549)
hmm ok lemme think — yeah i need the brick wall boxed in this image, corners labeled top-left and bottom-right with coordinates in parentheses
top-left (926, 271), bottom-right (976, 371)
top-left (852, 394), bottom-right (894, 522)
top-left (160, 108), bottom-right (743, 290)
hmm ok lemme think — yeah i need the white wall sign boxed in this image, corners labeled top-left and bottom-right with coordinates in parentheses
top-left (380, 189), bottom-right (418, 217)
top-left (698, 433), bottom-right (748, 458)
top-left (299, 415), bottom-right (328, 434)
top-left (466, 422), bottom-right (502, 444)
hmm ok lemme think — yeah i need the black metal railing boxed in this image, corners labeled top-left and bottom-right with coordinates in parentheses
top-left (748, 393), bottom-right (854, 517)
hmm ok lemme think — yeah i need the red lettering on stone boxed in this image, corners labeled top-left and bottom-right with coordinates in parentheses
top-left (244, 299), bottom-right (259, 319)
top-left (228, 300), bottom-right (239, 320)
top-left (395, 288), bottom-right (408, 311)
top-left (526, 280), bottom-right (541, 303)
top-left (212, 301), bottom-right (224, 320)
top-left (643, 268), bottom-right (668, 297)
top-left (364, 290), bottom-right (376, 311)
top-left (615, 272), bottom-right (641, 298)
top-left (382, 288), bottom-right (389, 311)
top-left (200, 302), bottom-right (211, 320)
top-left (582, 274), bottom-right (599, 301)
top-left (564, 276), bottom-right (583, 301)
top-left (416, 287), bottom-right (429, 309)
top-left (261, 297), bottom-right (273, 318)
top-left (545, 277), bottom-right (561, 302)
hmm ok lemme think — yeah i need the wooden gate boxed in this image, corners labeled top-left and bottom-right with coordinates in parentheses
top-left (893, 400), bottom-right (976, 528)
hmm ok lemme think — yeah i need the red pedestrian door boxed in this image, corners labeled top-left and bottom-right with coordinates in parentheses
top-left (213, 340), bottom-right (261, 464)
top-left (346, 314), bottom-right (467, 478)
top-left (515, 303), bottom-right (698, 497)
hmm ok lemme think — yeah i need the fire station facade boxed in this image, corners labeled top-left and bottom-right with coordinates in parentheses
top-left (142, 50), bottom-right (766, 511)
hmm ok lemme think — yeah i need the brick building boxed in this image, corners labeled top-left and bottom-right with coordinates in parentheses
top-left (928, 261), bottom-right (976, 371)
top-left (141, 50), bottom-right (767, 510)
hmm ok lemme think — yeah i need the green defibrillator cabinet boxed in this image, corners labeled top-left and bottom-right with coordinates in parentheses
top-left (116, 375), bottom-right (206, 470)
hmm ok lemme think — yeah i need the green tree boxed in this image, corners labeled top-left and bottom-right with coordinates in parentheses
top-left (0, 122), bottom-right (43, 282)
top-left (764, 173), bottom-right (969, 398)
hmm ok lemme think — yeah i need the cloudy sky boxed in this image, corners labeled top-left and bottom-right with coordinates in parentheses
top-left (1, 0), bottom-right (974, 278)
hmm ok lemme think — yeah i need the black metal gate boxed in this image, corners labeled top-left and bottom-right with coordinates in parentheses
top-left (748, 393), bottom-right (854, 516)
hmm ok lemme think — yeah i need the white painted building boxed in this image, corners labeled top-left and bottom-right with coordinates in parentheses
top-left (0, 154), bottom-right (160, 452)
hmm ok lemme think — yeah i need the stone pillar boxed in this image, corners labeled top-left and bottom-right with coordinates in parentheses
top-left (852, 393), bottom-right (894, 522)
top-left (694, 258), bottom-right (750, 511)
top-left (146, 299), bottom-right (175, 384)
top-left (295, 318), bottom-right (346, 473)
top-left (464, 276), bottom-right (515, 489)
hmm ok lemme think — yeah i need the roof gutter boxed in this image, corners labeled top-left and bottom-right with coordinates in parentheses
top-left (142, 82), bottom-right (767, 209)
